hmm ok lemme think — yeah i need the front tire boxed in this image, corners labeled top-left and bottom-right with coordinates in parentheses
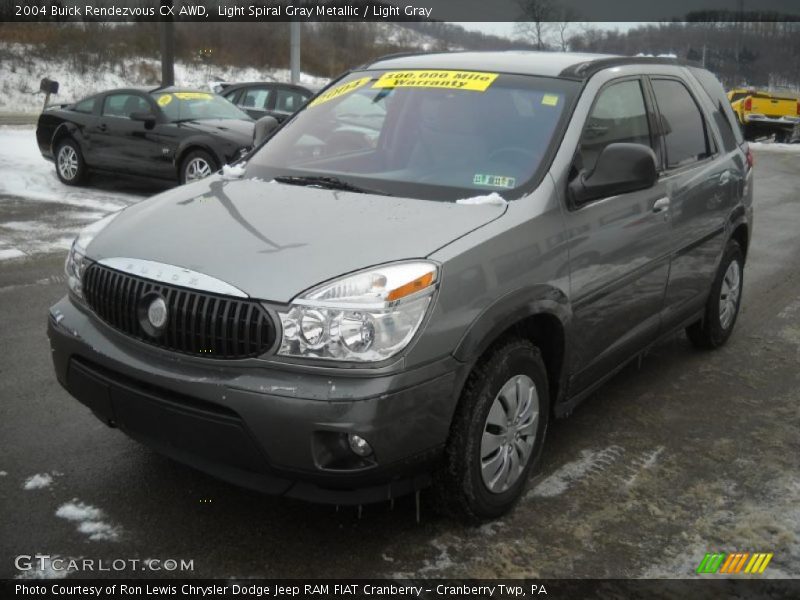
top-left (434, 337), bottom-right (550, 521)
top-left (55, 138), bottom-right (87, 185)
top-left (686, 240), bottom-right (744, 349)
top-left (180, 150), bottom-right (218, 184)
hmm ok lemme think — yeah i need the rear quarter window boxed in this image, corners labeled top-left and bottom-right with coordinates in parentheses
top-left (688, 67), bottom-right (745, 148)
top-left (72, 98), bottom-right (95, 114)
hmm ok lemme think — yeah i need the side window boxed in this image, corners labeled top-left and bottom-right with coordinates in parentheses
top-left (579, 79), bottom-right (651, 174)
top-left (102, 94), bottom-right (150, 119)
top-left (275, 90), bottom-right (303, 113)
top-left (651, 79), bottom-right (711, 168)
top-left (73, 98), bottom-right (95, 114)
top-left (241, 88), bottom-right (271, 110)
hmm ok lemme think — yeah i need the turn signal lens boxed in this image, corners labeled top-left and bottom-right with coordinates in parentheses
top-left (386, 272), bottom-right (435, 301)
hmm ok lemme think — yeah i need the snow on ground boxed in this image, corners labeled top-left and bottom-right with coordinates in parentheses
top-left (55, 499), bottom-right (121, 542)
top-left (23, 473), bottom-right (54, 490)
top-left (0, 125), bottom-right (144, 260)
top-left (750, 141), bottom-right (800, 153)
top-left (0, 42), bottom-right (329, 114)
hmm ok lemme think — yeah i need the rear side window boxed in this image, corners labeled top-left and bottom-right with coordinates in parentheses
top-left (651, 79), bottom-right (710, 169)
top-left (579, 79), bottom-right (652, 173)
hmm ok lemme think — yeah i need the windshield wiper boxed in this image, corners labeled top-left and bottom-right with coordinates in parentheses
top-left (273, 175), bottom-right (392, 196)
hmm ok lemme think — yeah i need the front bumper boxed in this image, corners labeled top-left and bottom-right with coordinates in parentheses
top-left (47, 296), bottom-right (463, 505)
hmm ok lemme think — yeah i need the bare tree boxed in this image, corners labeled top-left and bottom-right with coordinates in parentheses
top-left (514, 0), bottom-right (556, 50)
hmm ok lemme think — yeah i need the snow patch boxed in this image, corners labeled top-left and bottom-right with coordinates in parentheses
top-left (221, 163), bottom-right (247, 180)
top-left (0, 470), bottom-right (8, 476)
top-left (529, 446), bottom-right (624, 498)
top-left (23, 473), bottom-right (54, 490)
top-left (55, 499), bottom-right (121, 542)
top-left (0, 248), bottom-right (26, 260)
top-left (456, 192), bottom-right (508, 207)
top-left (750, 142), bottom-right (800, 153)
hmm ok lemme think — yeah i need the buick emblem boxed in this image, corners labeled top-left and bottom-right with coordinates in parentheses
top-left (147, 297), bottom-right (168, 330)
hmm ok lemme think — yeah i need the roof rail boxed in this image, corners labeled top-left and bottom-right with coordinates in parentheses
top-left (560, 56), bottom-right (699, 79)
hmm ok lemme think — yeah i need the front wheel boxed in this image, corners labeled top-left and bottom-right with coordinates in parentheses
top-left (686, 240), bottom-right (744, 349)
top-left (180, 150), bottom-right (218, 184)
top-left (433, 337), bottom-right (550, 521)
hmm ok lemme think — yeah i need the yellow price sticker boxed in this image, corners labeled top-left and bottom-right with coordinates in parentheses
top-left (174, 92), bottom-right (213, 100)
top-left (373, 70), bottom-right (499, 92)
top-left (541, 94), bottom-right (560, 106)
top-left (156, 94), bottom-right (173, 106)
top-left (308, 77), bottom-right (372, 108)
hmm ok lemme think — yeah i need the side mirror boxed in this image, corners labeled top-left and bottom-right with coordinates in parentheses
top-left (569, 143), bottom-right (657, 206)
top-left (254, 115), bottom-right (279, 146)
top-left (130, 111), bottom-right (156, 127)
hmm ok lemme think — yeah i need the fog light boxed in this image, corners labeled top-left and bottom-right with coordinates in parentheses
top-left (347, 434), bottom-right (373, 457)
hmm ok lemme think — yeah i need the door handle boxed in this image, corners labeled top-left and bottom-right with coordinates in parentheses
top-left (652, 197), bottom-right (670, 213)
top-left (98, 123), bottom-right (107, 132)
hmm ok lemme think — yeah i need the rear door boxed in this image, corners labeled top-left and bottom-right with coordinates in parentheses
top-left (563, 77), bottom-right (673, 393)
top-left (647, 75), bottom-right (739, 328)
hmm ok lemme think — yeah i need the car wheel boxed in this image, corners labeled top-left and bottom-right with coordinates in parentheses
top-left (686, 240), bottom-right (744, 349)
top-left (55, 139), bottom-right (87, 185)
top-left (433, 337), bottom-right (549, 521)
top-left (180, 150), bottom-right (218, 184)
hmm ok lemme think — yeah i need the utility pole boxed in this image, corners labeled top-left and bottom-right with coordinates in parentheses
top-left (160, 0), bottom-right (175, 87)
top-left (290, 21), bottom-right (300, 84)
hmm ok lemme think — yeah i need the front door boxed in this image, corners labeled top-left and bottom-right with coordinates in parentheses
top-left (563, 77), bottom-right (672, 394)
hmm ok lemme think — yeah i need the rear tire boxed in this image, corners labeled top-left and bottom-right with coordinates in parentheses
top-left (55, 138), bottom-right (87, 185)
top-left (433, 337), bottom-right (549, 522)
top-left (179, 150), bottom-right (218, 184)
top-left (686, 240), bottom-right (744, 349)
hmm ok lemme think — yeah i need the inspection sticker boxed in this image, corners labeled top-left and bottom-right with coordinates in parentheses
top-left (373, 70), bottom-right (499, 91)
top-left (308, 77), bottom-right (372, 107)
top-left (156, 94), bottom-right (172, 106)
top-left (541, 94), bottom-right (560, 106)
top-left (174, 92), bottom-right (213, 100)
top-left (474, 174), bottom-right (517, 188)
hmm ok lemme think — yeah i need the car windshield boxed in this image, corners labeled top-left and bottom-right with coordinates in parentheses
top-left (246, 70), bottom-right (580, 200)
top-left (152, 91), bottom-right (251, 122)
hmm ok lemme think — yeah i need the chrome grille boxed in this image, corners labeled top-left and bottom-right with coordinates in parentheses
top-left (82, 263), bottom-right (273, 359)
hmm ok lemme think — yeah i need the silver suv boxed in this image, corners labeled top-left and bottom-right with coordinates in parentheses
top-left (48, 52), bottom-right (753, 520)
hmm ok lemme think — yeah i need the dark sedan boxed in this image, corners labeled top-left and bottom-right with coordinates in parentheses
top-left (219, 82), bottom-right (315, 122)
top-left (36, 87), bottom-right (256, 186)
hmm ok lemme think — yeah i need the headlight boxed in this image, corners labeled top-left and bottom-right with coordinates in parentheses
top-left (278, 261), bottom-right (438, 363)
top-left (65, 212), bottom-right (119, 300)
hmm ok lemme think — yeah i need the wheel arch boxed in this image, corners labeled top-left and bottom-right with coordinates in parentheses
top-left (51, 122), bottom-right (83, 155)
top-left (175, 139), bottom-right (223, 177)
top-left (453, 286), bottom-right (572, 413)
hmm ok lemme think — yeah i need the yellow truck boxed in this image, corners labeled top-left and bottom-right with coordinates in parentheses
top-left (728, 88), bottom-right (800, 141)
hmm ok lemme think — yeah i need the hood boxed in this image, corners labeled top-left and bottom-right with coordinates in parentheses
top-left (178, 119), bottom-right (254, 145)
top-left (87, 177), bottom-right (506, 302)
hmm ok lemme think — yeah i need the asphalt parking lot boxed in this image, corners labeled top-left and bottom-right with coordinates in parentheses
top-left (1, 147), bottom-right (798, 580)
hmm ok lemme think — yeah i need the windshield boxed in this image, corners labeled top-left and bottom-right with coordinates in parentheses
top-left (152, 91), bottom-right (251, 122)
top-left (246, 70), bottom-right (580, 200)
